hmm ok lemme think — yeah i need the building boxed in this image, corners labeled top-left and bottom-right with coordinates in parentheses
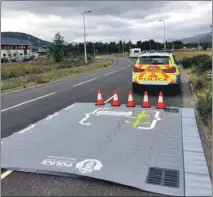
top-left (1, 37), bottom-right (33, 58)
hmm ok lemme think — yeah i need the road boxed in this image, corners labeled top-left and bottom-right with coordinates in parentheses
top-left (1, 56), bottom-right (193, 196)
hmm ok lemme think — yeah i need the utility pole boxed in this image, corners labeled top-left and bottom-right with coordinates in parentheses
top-left (83, 10), bottom-right (91, 64)
top-left (122, 41), bottom-right (124, 55)
top-left (93, 43), bottom-right (95, 56)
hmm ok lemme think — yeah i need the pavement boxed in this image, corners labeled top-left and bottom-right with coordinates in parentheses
top-left (1, 56), bottom-right (194, 196)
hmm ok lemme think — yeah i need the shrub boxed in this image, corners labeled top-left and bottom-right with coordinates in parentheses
top-left (181, 54), bottom-right (212, 70)
top-left (197, 57), bottom-right (212, 71)
top-left (196, 89), bottom-right (212, 133)
top-left (35, 76), bottom-right (51, 84)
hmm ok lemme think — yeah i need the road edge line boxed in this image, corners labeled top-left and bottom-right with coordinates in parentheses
top-left (2, 60), bottom-right (117, 95)
top-left (1, 170), bottom-right (13, 180)
top-left (1, 92), bottom-right (56, 112)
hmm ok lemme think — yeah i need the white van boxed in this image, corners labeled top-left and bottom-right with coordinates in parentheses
top-left (129, 48), bottom-right (141, 58)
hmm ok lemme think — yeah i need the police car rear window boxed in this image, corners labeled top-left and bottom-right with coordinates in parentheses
top-left (140, 56), bottom-right (169, 64)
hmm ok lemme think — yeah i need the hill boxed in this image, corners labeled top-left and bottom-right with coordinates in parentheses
top-left (167, 32), bottom-right (212, 44)
top-left (1, 32), bottom-right (52, 47)
top-left (181, 32), bottom-right (212, 43)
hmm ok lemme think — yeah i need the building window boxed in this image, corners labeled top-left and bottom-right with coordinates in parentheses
top-left (20, 53), bottom-right (23, 56)
top-left (13, 54), bottom-right (16, 57)
top-left (3, 54), bottom-right (6, 57)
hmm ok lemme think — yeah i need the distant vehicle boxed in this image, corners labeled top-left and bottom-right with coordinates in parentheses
top-left (1, 57), bottom-right (9, 63)
top-left (17, 56), bottom-right (25, 62)
top-left (129, 48), bottom-right (141, 58)
top-left (10, 56), bottom-right (19, 62)
top-left (132, 52), bottom-right (181, 93)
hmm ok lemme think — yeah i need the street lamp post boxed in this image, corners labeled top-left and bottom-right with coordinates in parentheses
top-left (83, 10), bottom-right (91, 64)
top-left (159, 19), bottom-right (166, 51)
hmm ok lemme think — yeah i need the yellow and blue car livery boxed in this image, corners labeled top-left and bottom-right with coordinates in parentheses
top-left (132, 52), bottom-right (181, 91)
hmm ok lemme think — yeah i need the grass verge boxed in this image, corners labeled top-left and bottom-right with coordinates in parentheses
top-left (183, 55), bottom-right (212, 143)
top-left (174, 50), bottom-right (212, 61)
top-left (1, 60), bottom-right (114, 91)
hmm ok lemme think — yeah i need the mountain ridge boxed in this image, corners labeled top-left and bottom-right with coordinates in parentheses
top-left (168, 32), bottom-right (212, 43)
top-left (1, 32), bottom-right (52, 46)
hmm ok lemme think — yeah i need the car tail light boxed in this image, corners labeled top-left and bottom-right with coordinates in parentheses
top-left (163, 67), bottom-right (176, 73)
top-left (133, 67), bottom-right (145, 72)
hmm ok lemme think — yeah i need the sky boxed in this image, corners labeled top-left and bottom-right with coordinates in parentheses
top-left (1, 1), bottom-right (212, 43)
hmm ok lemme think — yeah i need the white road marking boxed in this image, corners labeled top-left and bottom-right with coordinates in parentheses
top-left (104, 71), bottom-right (116, 76)
top-left (73, 78), bottom-right (97, 87)
top-left (46, 112), bottom-right (59, 120)
top-left (120, 67), bottom-right (127, 71)
top-left (1, 61), bottom-right (118, 180)
top-left (65, 104), bottom-right (76, 110)
top-left (18, 124), bottom-right (35, 134)
top-left (1, 60), bottom-right (117, 96)
top-left (104, 95), bottom-right (114, 103)
top-left (1, 73), bottom-right (89, 96)
top-left (1, 170), bottom-right (13, 180)
top-left (1, 92), bottom-right (56, 112)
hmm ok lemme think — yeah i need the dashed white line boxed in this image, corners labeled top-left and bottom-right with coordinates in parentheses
top-left (18, 124), bottom-right (35, 134)
top-left (104, 71), bottom-right (116, 76)
top-left (46, 112), bottom-right (59, 120)
top-left (65, 104), bottom-right (76, 110)
top-left (1, 170), bottom-right (13, 180)
top-left (120, 67), bottom-right (127, 71)
top-left (104, 95), bottom-right (114, 103)
top-left (73, 78), bottom-right (97, 87)
top-left (1, 92), bottom-right (56, 112)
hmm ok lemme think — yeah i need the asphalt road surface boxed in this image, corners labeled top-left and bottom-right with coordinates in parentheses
top-left (1, 56), bottom-right (193, 196)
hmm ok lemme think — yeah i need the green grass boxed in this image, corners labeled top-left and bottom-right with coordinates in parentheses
top-left (1, 56), bottom-right (94, 80)
top-left (1, 60), bottom-right (115, 91)
top-left (186, 57), bottom-right (212, 138)
top-left (174, 50), bottom-right (212, 61)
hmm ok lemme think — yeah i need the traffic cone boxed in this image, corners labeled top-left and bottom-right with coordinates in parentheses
top-left (95, 89), bottom-right (105, 106)
top-left (111, 90), bottom-right (121, 106)
top-left (142, 91), bottom-right (151, 108)
top-left (127, 90), bottom-right (136, 107)
top-left (156, 91), bottom-right (165, 109)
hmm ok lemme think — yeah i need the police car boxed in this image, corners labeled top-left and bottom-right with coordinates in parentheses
top-left (132, 51), bottom-right (181, 93)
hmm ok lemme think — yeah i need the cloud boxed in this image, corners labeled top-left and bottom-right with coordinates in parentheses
top-left (1, 1), bottom-right (212, 43)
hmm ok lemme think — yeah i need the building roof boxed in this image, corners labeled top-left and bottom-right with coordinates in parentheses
top-left (1, 37), bottom-right (33, 46)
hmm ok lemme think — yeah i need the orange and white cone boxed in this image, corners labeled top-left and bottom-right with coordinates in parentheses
top-left (96, 89), bottom-right (105, 105)
top-left (141, 91), bottom-right (151, 108)
top-left (156, 91), bottom-right (165, 109)
top-left (127, 90), bottom-right (136, 107)
top-left (111, 90), bottom-right (121, 106)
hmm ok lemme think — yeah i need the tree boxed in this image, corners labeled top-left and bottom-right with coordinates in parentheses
top-left (50, 32), bottom-right (64, 62)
